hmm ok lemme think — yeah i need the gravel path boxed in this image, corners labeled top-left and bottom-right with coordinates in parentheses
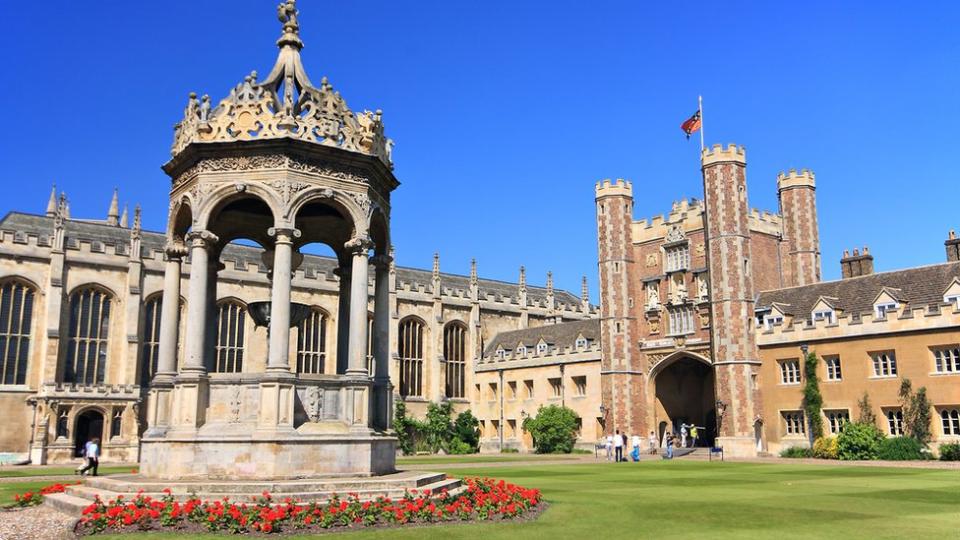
top-left (0, 505), bottom-right (75, 540)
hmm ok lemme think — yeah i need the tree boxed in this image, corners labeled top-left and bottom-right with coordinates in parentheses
top-left (857, 392), bottom-right (877, 427)
top-left (424, 401), bottom-right (454, 453)
top-left (899, 379), bottom-right (932, 445)
top-left (802, 351), bottom-right (824, 443)
top-left (452, 410), bottom-right (481, 453)
top-left (521, 405), bottom-right (579, 454)
top-left (394, 401), bottom-right (418, 456)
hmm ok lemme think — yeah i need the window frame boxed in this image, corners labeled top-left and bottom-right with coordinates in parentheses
top-left (398, 317), bottom-right (425, 398)
top-left (824, 355), bottom-right (842, 381)
top-left (213, 300), bottom-right (246, 374)
top-left (778, 359), bottom-right (801, 385)
top-left (870, 351), bottom-right (898, 378)
top-left (0, 279), bottom-right (36, 386)
top-left (64, 286), bottom-right (113, 385)
top-left (296, 307), bottom-right (328, 375)
top-left (932, 346), bottom-right (960, 374)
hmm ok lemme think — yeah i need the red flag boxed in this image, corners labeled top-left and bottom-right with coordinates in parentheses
top-left (680, 110), bottom-right (701, 139)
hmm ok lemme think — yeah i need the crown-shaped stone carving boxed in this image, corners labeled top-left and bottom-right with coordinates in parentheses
top-left (171, 0), bottom-right (393, 168)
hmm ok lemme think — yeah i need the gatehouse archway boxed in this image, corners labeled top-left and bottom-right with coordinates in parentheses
top-left (652, 353), bottom-right (716, 447)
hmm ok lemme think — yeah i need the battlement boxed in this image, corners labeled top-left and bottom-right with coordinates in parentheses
top-left (632, 199), bottom-right (782, 242)
top-left (595, 178), bottom-right (633, 198)
top-left (757, 302), bottom-right (960, 346)
top-left (748, 208), bottom-right (783, 236)
top-left (701, 143), bottom-right (746, 166)
top-left (777, 168), bottom-right (816, 190)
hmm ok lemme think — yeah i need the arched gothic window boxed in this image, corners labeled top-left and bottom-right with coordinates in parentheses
top-left (65, 287), bottom-right (112, 385)
top-left (297, 308), bottom-right (327, 374)
top-left (444, 322), bottom-right (467, 399)
top-left (0, 279), bottom-right (35, 385)
top-left (140, 297), bottom-right (162, 386)
top-left (214, 301), bottom-right (246, 373)
top-left (398, 318), bottom-right (424, 397)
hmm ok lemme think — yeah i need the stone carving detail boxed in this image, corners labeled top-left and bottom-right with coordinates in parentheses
top-left (229, 386), bottom-right (242, 423)
top-left (174, 154), bottom-right (370, 189)
top-left (645, 253), bottom-right (658, 267)
top-left (700, 311), bottom-right (711, 328)
top-left (670, 273), bottom-right (687, 304)
top-left (665, 225), bottom-right (686, 244)
top-left (695, 242), bottom-right (705, 256)
top-left (170, 0), bottom-right (393, 168)
top-left (304, 386), bottom-right (323, 423)
top-left (268, 179), bottom-right (309, 207)
top-left (347, 191), bottom-right (373, 219)
top-left (696, 273), bottom-right (708, 301)
top-left (645, 282), bottom-right (660, 310)
top-left (648, 318), bottom-right (660, 334)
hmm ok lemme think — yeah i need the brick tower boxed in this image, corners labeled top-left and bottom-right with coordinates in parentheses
top-left (594, 179), bottom-right (645, 438)
top-left (701, 145), bottom-right (762, 457)
top-left (778, 169), bottom-right (821, 287)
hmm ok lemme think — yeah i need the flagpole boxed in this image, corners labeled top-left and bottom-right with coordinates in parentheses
top-left (698, 95), bottom-right (705, 152)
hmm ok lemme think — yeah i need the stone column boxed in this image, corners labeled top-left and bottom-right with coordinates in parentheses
top-left (172, 230), bottom-right (217, 431)
top-left (155, 243), bottom-right (186, 380)
top-left (182, 231), bottom-right (217, 374)
top-left (334, 267), bottom-right (351, 375)
top-left (346, 236), bottom-right (373, 376)
top-left (267, 228), bottom-right (300, 373)
top-left (145, 242), bottom-right (186, 437)
top-left (371, 254), bottom-right (392, 430)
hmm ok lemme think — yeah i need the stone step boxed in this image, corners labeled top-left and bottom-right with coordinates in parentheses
top-left (82, 471), bottom-right (448, 495)
top-left (44, 491), bottom-right (92, 516)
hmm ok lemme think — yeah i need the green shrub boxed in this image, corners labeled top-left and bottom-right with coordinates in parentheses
top-left (452, 410), bottom-right (481, 453)
top-left (394, 402), bottom-right (422, 456)
top-left (939, 443), bottom-right (960, 461)
top-left (779, 446), bottom-right (813, 458)
top-left (812, 436), bottom-right (838, 459)
top-left (521, 405), bottom-right (578, 454)
top-left (836, 422), bottom-right (885, 460)
top-left (802, 352), bottom-right (824, 441)
top-left (500, 447), bottom-right (520, 454)
top-left (447, 438), bottom-right (474, 455)
top-left (876, 437), bottom-right (925, 461)
top-left (424, 401), bottom-right (454, 453)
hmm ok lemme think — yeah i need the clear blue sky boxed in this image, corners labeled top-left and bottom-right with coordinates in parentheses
top-left (1, 1), bottom-right (958, 301)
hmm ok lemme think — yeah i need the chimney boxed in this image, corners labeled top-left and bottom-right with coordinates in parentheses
top-left (840, 246), bottom-right (874, 278)
top-left (946, 230), bottom-right (960, 262)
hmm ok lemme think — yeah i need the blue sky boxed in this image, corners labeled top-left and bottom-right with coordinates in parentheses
top-left (1, 1), bottom-right (958, 301)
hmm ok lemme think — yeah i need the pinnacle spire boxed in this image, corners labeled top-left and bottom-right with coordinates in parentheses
top-left (519, 266), bottom-right (527, 292)
top-left (546, 271), bottom-right (554, 294)
top-left (45, 184), bottom-right (57, 217)
top-left (432, 252), bottom-right (440, 278)
top-left (581, 276), bottom-right (590, 309)
top-left (120, 204), bottom-right (129, 228)
top-left (107, 188), bottom-right (120, 226)
top-left (133, 205), bottom-right (142, 234)
top-left (275, 0), bottom-right (303, 50)
top-left (470, 258), bottom-right (478, 285)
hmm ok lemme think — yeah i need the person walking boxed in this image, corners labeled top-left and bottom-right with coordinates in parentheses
top-left (680, 423), bottom-right (689, 448)
top-left (78, 437), bottom-right (100, 476)
top-left (690, 425), bottom-right (699, 448)
top-left (665, 432), bottom-right (675, 459)
top-left (631, 434), bottom-right (641, 462)
top-left (76, 439), bottom-right (93, 475)
top-left (605, 434), bottom-right (613, 461)
top-left (613, 429), bottom-right (624, 462)
top-left (648, 431), bottom-right (658, 455)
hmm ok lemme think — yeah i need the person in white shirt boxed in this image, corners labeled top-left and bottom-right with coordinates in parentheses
top-left (680, 424), bottom-right (689, 448)
top-left (78, 437), bottom-right (101, 476)
top-left (613, 429), bottom-right (624, 462)
top-left (648, 431), bottom-right (658, 454)
top-left (605, 434), bottom-right (613, 461)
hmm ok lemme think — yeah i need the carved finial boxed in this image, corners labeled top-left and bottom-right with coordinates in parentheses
top-left (432, 252), bottom-right (440, 279)
top-left (62, 193), bottom-right (70, 219)
top-left (119, 204), bottom-right (129, 228)
top-left (581, 275), bottom-right (589, 301)
top-left (853, 248), bottom-right (860, 257)
top-left (133, 205), bottom-right (142, 233)
top-left (470, 258), bottom-right (478, 285)
top-left (276, 0), bottom-right (303, 49)
top-left (546, 271), bottom-right (554, 294)
top-left (950, 229), bottom-right (957, 240)
top-left (519, 266), bottom-right (527, 291)
top-left (107, 188), bottom-right (120, 226)
top-left (45, 184), bottom-right (57, 217)
top-left (843, 249), bottom-right (850, 258)
top-left (863, 245), bottom-right (870, 255)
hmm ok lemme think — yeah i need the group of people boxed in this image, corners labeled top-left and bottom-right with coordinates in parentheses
top-left (604, 423), bottom-right (703, 461)
top-left (75, 437), bottom-right (101, 476)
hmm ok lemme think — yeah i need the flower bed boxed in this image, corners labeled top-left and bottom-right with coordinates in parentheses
top-left (76, 477), bottom-right (543, 536)
top-left (12, 482), bottom-right (79, 507)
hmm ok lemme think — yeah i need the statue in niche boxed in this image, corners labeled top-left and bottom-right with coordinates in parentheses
top-left (671, 274), bottom-right (687, 303)
top-left (646, 282), bottom-right (660, 309)
top-left (697, 274), bottom-right (708, 300)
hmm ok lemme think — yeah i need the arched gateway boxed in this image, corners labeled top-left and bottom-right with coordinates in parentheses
top-left (650, 352), bottom-right (716, 448)
top-left (140, 0), bottom-right (398, 480)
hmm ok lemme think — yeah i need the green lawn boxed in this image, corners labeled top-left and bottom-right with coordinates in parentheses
top-left (396, 454), bottom-right (582, 465)
top-left (0, 480), bottom-right (57, 508)
top-left (0, 465), bottom-right (133, 478)
top-left (8, 461), bottom-right (958, 538)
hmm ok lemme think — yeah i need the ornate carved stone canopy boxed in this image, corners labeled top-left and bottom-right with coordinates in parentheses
top-left (170, 0), bottom-right (393, 169)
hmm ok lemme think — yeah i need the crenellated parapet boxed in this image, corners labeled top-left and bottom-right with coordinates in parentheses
top-left (594, 178), bottom-right (633, 199)
top-left (701, 143), bottom-right (746, 166)
top-left (777, 168), bottom-right (816, 190)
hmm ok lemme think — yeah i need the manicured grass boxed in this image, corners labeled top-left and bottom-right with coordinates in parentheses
top-left (0, 465), bottom-right (133, 478)
top-left (0, 480), bottom-right (55, 508)
top-left (24, 461), bottom-right (960, 538)
top-left (397, 454), bottom-right (581, 465)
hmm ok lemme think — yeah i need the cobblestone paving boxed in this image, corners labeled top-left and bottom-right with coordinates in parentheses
top-left (0, 505), bottom-right (74, 540)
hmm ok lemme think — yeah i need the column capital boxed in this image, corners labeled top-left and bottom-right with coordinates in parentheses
top-left (185, 230), bottom-right (219, 249)
top-left (164, 241), bottom-right (188, 260)
top-left (370, 254), bottom-right (393, 270)
top-left (268, 227), bottom-right (302, 244)
top-left (345, 235), bottom-right (374, 256)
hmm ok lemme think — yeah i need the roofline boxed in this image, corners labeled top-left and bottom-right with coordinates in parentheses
top-left (758, 260), bottom-right (960, 295)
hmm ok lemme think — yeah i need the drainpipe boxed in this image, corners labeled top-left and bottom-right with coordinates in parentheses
top-left (498, 369), bottom-right (504, 451)
top-left (560, 364), bottom-right (566, 408)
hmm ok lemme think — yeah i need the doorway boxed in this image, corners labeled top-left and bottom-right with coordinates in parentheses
top-left (653, 355), bottom-right (716, 447)
top-left (74, 410), bottom-right (104, 457)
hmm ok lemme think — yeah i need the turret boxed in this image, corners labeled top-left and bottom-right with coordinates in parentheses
top-left (701, 144), bottom-right (761, 456)
top-left (777, 168), bottom-right (821, 286)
